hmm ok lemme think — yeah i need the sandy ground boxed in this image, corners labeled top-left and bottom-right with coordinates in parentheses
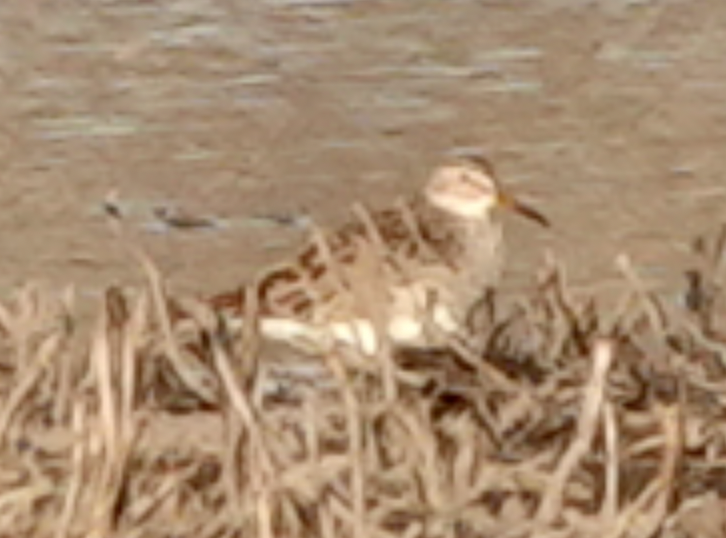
top-left (0, 0), bottom-right (724, 303)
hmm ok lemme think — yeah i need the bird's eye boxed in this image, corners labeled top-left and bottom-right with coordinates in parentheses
top-left (460, 172), bottom-right (490, 195)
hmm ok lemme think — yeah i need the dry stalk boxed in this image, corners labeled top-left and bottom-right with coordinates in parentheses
top-left (541, 256), bottom-right (590, 358)
top-left (351, 202), bottom-right (388, 254)
top-left (240, 275), bottom-right (263, 388)
top-left (209, 330), bottom-right (275, 538)
top-left (604, 404), bottom-right (682, 538)
top-left (91, 294), bottom-right (120, 466)
top-left (105, 210), bottom-right (218, 404)
top-left (322, 347), bottom-right (367, 538)
top-left (396, 197), bottom-right (441, 261)
top-left (88, 290), bottom-right (142, 535)
top-left (55, 400), bottom-right (89, 538)
top-left (351, 203), bottom-right (400, 400)
top-left (119, 290), bottom-right (147, 438)
top-left (536, 338), bottom-right (614, 525)
top-left (51, 286), bottom-right (77, 423)
top-left (141, 255), bottom-right (219, 403)
top-left (677, 312), bottom-right (726, 369)
top-left (219, 275), bottom-right (264, 515)
top-left (0, 330), bottom-right (63, 448)
top-left (310, 225), bottom-right (348, 297)
top-left (122, 473), bottom-right (180, 530)
top-left (600, 401), bottom-right (619, 523)
top-left (615, 255), bottom-right (668, 336)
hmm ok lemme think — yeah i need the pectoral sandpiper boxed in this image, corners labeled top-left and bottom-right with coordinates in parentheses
top-left (202, 158), bottom-right (549, 356)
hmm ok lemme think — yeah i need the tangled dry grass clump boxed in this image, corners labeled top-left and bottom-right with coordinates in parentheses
top-left (2, 228), bottom-right (726, 537)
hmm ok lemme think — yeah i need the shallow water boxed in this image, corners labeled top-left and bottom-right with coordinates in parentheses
top-left (0, 0), bottom-right (724, 303)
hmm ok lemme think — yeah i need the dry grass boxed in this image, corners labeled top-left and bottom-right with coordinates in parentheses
top-left (2, 226), bottom-right (726, 537)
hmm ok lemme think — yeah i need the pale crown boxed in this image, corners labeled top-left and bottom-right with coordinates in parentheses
top-left (423, 165), bottom-right (500, 220)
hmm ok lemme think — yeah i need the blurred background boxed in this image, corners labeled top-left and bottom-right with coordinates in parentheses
top-left (0, 0), bottom-right (724, 301)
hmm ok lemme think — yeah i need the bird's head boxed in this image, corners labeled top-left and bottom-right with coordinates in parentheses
top-left (424, 158), bottom-right (549, 228)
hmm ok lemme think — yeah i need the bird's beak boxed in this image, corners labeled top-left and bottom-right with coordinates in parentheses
top-left (497, 192), bottom-right (550, 228)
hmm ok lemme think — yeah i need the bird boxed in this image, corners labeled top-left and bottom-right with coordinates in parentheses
top-left (202, 158), bottom-right (549, 356)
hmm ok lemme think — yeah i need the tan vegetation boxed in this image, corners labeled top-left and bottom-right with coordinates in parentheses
top-left (1, 226), bottom-right (726, 538)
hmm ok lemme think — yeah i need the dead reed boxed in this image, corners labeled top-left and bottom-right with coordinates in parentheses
top-left (1, 225), bottom-right (726, 537)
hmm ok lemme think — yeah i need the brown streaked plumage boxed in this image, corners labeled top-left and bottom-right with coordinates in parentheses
top-left (205, 159), bottom-right (548, 355)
